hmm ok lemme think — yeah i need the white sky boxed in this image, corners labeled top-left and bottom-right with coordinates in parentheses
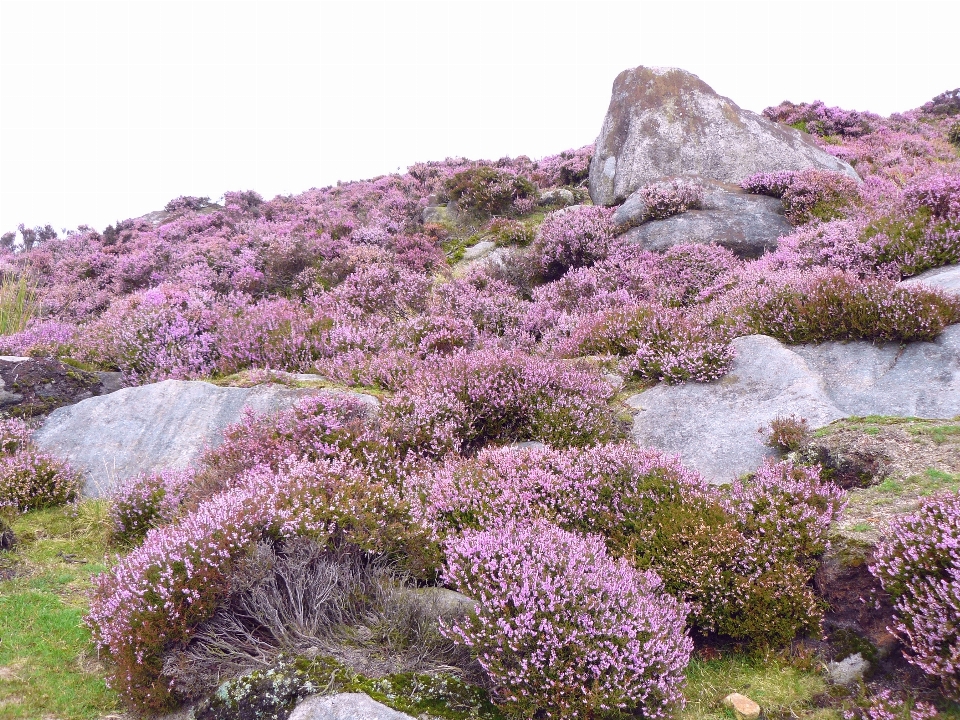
top-left (1, 0), bottom-right (958, 235)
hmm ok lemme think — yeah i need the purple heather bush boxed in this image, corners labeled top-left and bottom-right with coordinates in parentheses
top-left (381, 349), bottom-right (617, 457)
top-left (418, 446), bottom-right (843, 647)
top-left (843, 689), bottom-right (939, 720)
top-left (637, 177), bottom-right (704, 219)
top-left (442, 519), bottom-right (692, 719)
top-left (741, 169), bottom-right (859, 223)
top-left (89, 458), bottom-right (434, 711)
top-left (871, 491), bottom-right (960, 699)
top-left (533, 205), bottom-right (616, 279)
top-left (0, 418), bottom-right (80, 511)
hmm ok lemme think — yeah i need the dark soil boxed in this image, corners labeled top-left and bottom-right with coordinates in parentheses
top-left (0, 357), bottom-right (124, 419)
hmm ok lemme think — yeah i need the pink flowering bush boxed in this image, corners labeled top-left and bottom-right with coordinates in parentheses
top-left (569, 304), bottom-right (734, 384)
top-left (637, 178), bottom-right (704, 219)
top-left (89, 458), bottom-right (434, 711)
top-left (382, 350), bottom-right (617, 457)
top-left (741, 169), bottom-right (859, 224)
top-left (871, 491), bottom-right (960, 699)
top-left (843, 689), bottom-right (939, 720)
top-left (747, 270), bottom-right (960, 343)
top-left (0, 418), bottom-right (80, 511)
top-left (109, 469), bottom-right (197, 546)
top-left (533, 205), bottom-right (616, 279)
top-left (442, 519), bottom-right (692, 719)
top-left (419, 447), bottom-right (843, 647)
top-left (442, 166), bottom-right (537, 217)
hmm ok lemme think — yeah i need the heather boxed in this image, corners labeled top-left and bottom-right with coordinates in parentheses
top-left (871, 491), bottom-right (960, 699)
top-left (418, 446), bottom-right (844, 647)
top-left (2, 89), bottom-right (958, 719)
top-left (0, 418), bottom-right (80, 512)
top-left (442, 519), bottom-right (692, 719)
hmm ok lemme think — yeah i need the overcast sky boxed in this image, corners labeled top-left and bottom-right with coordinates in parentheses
top-left (1, 0), bottom-right (958, 235)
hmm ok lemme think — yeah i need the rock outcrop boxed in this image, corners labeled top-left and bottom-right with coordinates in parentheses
top-left (629, 326), bottom-right (960, 483)
top-left (589, 66), bottom-right (859, 206)
top-left (619, 180), bottom-right (792, 258)
top-left (288, 693), bottom-right (415, 720)
top-left (0, 357), bottom-right (124, 419)
top-left (34, 379), bottom-right (378, 497)
top-left (902, 263), bottom-right (960, 296)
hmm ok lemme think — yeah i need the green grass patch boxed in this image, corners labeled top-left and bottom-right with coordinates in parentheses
top-left (0, 501), bottom-right (120, 719)
top-left (910, 423), bottom-right (960, 444)
top-left (682, 654), bottom-right (837, 720)
top-left (0, 274), bottom-right (38, 337)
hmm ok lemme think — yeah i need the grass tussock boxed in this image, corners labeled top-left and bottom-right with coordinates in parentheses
top-left (0, 273), bottom-right (38, 337)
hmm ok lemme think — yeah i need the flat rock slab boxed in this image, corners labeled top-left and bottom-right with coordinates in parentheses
top-left (902, 263), bottom-right (960, 296)
top-left (629, 326), bottom-right (960, 483)
top-left (589, 66), bottom-right (858, 206)
top-left (34, 379), bottom-right (378, 497)
top-left (621, 188), bottom-right (792, 258)
top-left (289, 693), bottom-right (415, 720)
top-left (0, 357), bottom-right (123, 419)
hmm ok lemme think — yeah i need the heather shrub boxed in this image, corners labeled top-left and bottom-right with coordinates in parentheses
top-left (765, 414), bottom-right (811, 453)
top-left (747, 271), bottom-right (960, 343)
top-left (742, 169), bottom-right (859, 224)
top-left (486, 217), bottom-right (536, 247)
top-left (88, 458), bottom-right (435, 710)
top-left (569, 305), bottom-right (734, 384)
top-left (0, 418), bottom-right (80, 511)
top-left (421, 447), bottom-right (842, 647)
top-left (763, 100), bottom-right (876, 138)
top-left (443, 167), bottom-right (537, 216)
top-left (656, 243), bottom-right (740, 307)
top-left (637, 178), bottom-right (703, 219)
top-left (162, 540), bottom-right (475, 701)
top-left (533, 205), bottom-right (616, 279)
top-left (109, 469), bottom-right (196, 546)
top-left (948, 121), bottom-right (960, 149)
top-left (442, 520), bottom-right (692, 719)
top-left (381, 350), bottom-right (617, 457)
top-left (843, 689), bottom-right (938, 720)
top-left (871, 491), bottom-right (960, 699)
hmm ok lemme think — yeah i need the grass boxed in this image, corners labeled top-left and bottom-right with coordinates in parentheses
top-left (681, 654), bottom-right (838, 720)
top-left (0, 501), bottom-right (120, 719)
top-left (0, 274), bottom-right (38, 337)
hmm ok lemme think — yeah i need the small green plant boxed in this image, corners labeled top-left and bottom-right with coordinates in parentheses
top-left (0, 272), bottom-right (39, 336)
top-left (765, 415), bottom-right (811, 453)
top-left (948, 120), bottom-right (960, 149)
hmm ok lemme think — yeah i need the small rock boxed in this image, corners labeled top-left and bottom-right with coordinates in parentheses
top-left (289, 692), bottom-right (415, 720)
top-left (612, 188), bottom-right (650, 229)
top-left (723, 692), bottom-right (761, 720)
top-left (826, 652), bottom-right (870, 685)
top-left (422, 202), bottom-right (459, 225)
top-left (508, 440), bottom-right (548, 451)
top-left (901, 263), bottom-right (960, 297)
top-left (602, 372), bottom-right (625, 390)
top-left (461, 240), bottom-right (496, 262)
top-left (538, 188), bottom-right (576, 207)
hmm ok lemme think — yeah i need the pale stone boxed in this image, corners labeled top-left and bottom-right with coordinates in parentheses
top-left (902, 263), bottom-right (960, 297)
top-left (34, 379), bottom-right (378, 497)
top-left (589, 66), bottom-right (858, 206)
top-left (462, 240), bottom-right (497, 261)
top-left (723, 692), bottom-right (761, 720)
top-left (826, 652), bottom-right (870, 685)
top-left (289, 693), bottom-right (415, 720)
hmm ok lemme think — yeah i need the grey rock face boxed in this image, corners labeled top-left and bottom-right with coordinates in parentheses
top-left (611, 189), bottom-right (650, 229)
top-left (461, 240), bottom-right (496, 261)
top-left (826, 653), bottom-right (870, 685)
top-left (620, 182), bottom-right (792, 258)
top-left (589, 66), bottom-right (859, 206)
top-left (629, 327), bottom-right (960, 483)
top-left (289, 693), bottom-right (415, 720)
top-left (902, 263), bottom-right (960, 297)
top-left (34, 380), bottom-right (378, 497)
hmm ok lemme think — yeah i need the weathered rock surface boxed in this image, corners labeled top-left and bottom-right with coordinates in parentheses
top-left (0, 357), bottom-right (124, 419)
top-left (723, 692), bottom-right (761, 720)
top-left (629, 326), bottom-right (960, 482)
top-left (422, 202), bottom-right (459, 225)
top-left (461, 239), bottom-right (496, 261)
top-left (34, 380), bottom-right (378, 497)
top-left (620, 181), bottom-right (792, 258)
top-left (902, 263), bottom-right (960, 297)
top-left (289, 693), bottom-right (415, 720)
top-left (589, 66), bottom-right (858, 206)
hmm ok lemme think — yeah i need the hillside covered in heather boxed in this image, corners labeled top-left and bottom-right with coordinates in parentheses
top-left (0, 68), bottom-right (958, 720)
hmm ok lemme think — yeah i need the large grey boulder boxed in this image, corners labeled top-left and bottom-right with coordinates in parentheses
top-left (589, 66), bottom-right (859, 206)
top-left (289, 693), bottom-right (415, 720)
top-left (620, 181), bottom-right (793, 258)
top-left (34, 379), bottom-right (378, 497)
top-left (902, 263), bottom-right (960, 297)
top-left (629, 326), bottom-right (960, 483)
